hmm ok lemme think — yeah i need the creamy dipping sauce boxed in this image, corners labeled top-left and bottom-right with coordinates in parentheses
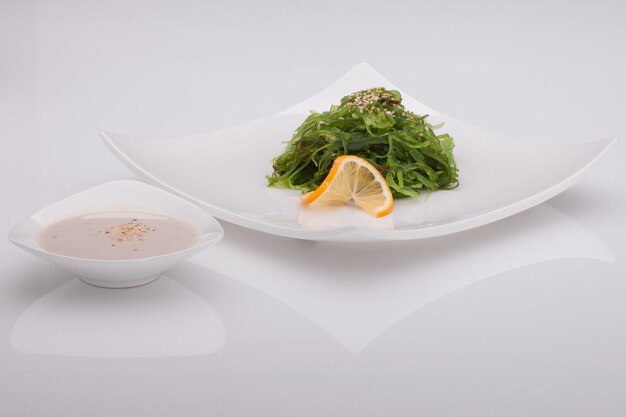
top-left (38, 212), bottom-right (198, 260)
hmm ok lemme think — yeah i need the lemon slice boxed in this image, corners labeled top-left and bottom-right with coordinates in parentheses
top-left (302, 155), bottom-right (393, 217)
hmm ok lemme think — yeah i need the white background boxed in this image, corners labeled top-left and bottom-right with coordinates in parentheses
top-left (1, 1), bottom-right (625, 416)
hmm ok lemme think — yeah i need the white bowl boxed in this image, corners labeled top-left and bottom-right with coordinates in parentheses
top-left (8, 180), bottom-right (224, 288)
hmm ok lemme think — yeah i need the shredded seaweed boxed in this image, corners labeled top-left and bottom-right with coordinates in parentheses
top-left (268, 88), bottom-right (458, 198)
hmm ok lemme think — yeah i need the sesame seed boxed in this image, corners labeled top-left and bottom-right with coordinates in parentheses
top-left (343, 88), bottom-right (402, 112)
top-left (100, 220), bottom-right (156, 242)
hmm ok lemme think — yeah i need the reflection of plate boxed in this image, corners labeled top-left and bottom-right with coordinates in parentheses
top-left (102, 63), bottom-right (617, 242)
top-left (192, 203), bottom-right (613, 352)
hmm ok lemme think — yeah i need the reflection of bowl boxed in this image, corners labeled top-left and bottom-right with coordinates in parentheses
top-left (12, 276), bottom-right (225, 357)
top-left (8, 180), bottom-right (223, 288)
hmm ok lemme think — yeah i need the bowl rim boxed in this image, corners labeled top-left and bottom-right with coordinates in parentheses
top-left (7, 179), bottom-right (224, 264)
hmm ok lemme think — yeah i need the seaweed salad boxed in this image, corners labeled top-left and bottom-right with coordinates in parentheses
top-left (268, 88), bottom-right (459, 198)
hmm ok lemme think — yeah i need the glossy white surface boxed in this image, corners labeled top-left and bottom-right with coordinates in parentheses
top-left (2, 0), bottom-right (626, 416)
top-left (102, 64), bottom-right (616, 241)
top-left (9, 180), bottom-right (224, 288)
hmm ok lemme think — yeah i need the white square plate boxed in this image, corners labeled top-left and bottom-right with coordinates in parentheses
top-left (101, 64), bottom-right (617, 242)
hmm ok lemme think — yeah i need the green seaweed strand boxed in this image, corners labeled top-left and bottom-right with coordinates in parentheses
top-left (268, 87), bottom-right (459, 198)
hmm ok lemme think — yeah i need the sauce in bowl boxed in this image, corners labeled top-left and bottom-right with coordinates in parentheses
top-left (38, 211), bottom-right (198, 260)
